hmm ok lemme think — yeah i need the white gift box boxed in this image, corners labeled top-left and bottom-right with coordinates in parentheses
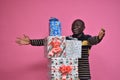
top-left (46, 36), bottom-right (82, 59)
top-left (47, 36), bottom-right (66, 58)
top-left (65, 40), bottom-right (82, 58)
top-left (49, 58), bottom-right (78, 80)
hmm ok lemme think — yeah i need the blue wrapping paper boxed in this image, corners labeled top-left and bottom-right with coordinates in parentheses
top-left (49, 17), bottom-right (61, 36)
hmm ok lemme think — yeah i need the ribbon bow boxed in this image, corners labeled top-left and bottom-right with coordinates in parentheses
top-left (48, 41), bottom-right (62, 57)
top-left (59, 65), bottom-right (72, 80)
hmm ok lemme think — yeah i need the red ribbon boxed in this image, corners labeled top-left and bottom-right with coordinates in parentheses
top-left (48, 39), bottom-right (62, 57)
top-left (59, 65), bottom-right (72, 80)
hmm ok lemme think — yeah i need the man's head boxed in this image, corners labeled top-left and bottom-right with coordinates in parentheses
top-left (71, 19), bottom-right (85, 35)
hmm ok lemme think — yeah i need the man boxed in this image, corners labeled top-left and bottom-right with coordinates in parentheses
top-left (16, 19), bottom-right (105, 80)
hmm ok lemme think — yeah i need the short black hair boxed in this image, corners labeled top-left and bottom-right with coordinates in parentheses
top-left (72, 19), bottom-right (85, 28)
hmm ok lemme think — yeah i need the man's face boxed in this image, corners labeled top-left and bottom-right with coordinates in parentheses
top-left (72, 25), bottom-right (84, 34)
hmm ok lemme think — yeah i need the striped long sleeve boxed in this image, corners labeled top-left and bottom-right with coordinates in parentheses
top-left (88, 36), bottom-right (102, 45)
top-left (30, 39), bottom-right (46, 46)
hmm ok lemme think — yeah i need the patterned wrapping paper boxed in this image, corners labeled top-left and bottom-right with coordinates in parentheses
top-left (49, 17), bottom-right (61, 36)
top-left (46, 36), bottom-right (82, 59)
top-left (49, 58), bottom-right (79, 80)
top-left (47, 36), bottom-right (66, 58)
top-left (65, 40), bottom-right (82, 58)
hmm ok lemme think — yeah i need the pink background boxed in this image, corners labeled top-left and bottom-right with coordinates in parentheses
top-left (0, 0), bottom-right (120, 80)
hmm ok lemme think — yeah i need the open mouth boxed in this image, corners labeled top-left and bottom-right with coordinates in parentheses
top-left (72, 28), bottom-right (83, 34)
top-left (72, 30), bottom-right (79, 34)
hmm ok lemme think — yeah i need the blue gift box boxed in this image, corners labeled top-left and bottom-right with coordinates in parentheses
top-left (49, 17), bottom-right (61, 36)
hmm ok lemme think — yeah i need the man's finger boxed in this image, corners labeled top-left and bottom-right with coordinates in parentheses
top-left (16, 40), bottom-right (21, 44)
top-left (16, 37), bottom-right (22, 40)
top-left (23, 34), bottom-right (27, 38)
top-left (23, 34), bottom-right (29, 38)
top-left (101, 28), bottom-right (105, 32)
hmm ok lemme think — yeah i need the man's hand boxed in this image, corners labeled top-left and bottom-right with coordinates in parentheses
top-left (16, 34), bottom-right (30, 45)
top-left (98, 28), bottom-right (105, 40)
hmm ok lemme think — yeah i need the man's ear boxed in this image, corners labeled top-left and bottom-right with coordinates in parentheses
top-left (83, 26), bottom-right (85, 31)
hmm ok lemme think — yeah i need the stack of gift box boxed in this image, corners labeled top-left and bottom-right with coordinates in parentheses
top-left (46, 18), bottom-right (82, 80)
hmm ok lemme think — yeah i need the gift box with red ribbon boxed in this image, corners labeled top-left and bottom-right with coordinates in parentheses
top-left (46, 36), bottom-right (82, 59)
top-left (47, 36), bottom-right (66, 58)
top-left (49, 58), bottom-right (78, 80)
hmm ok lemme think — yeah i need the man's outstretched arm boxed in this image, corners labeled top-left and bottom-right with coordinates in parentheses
top-left (88, 28), bottom-right (105, 45)
top-left (16, 34), bottom-right (45, 46)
